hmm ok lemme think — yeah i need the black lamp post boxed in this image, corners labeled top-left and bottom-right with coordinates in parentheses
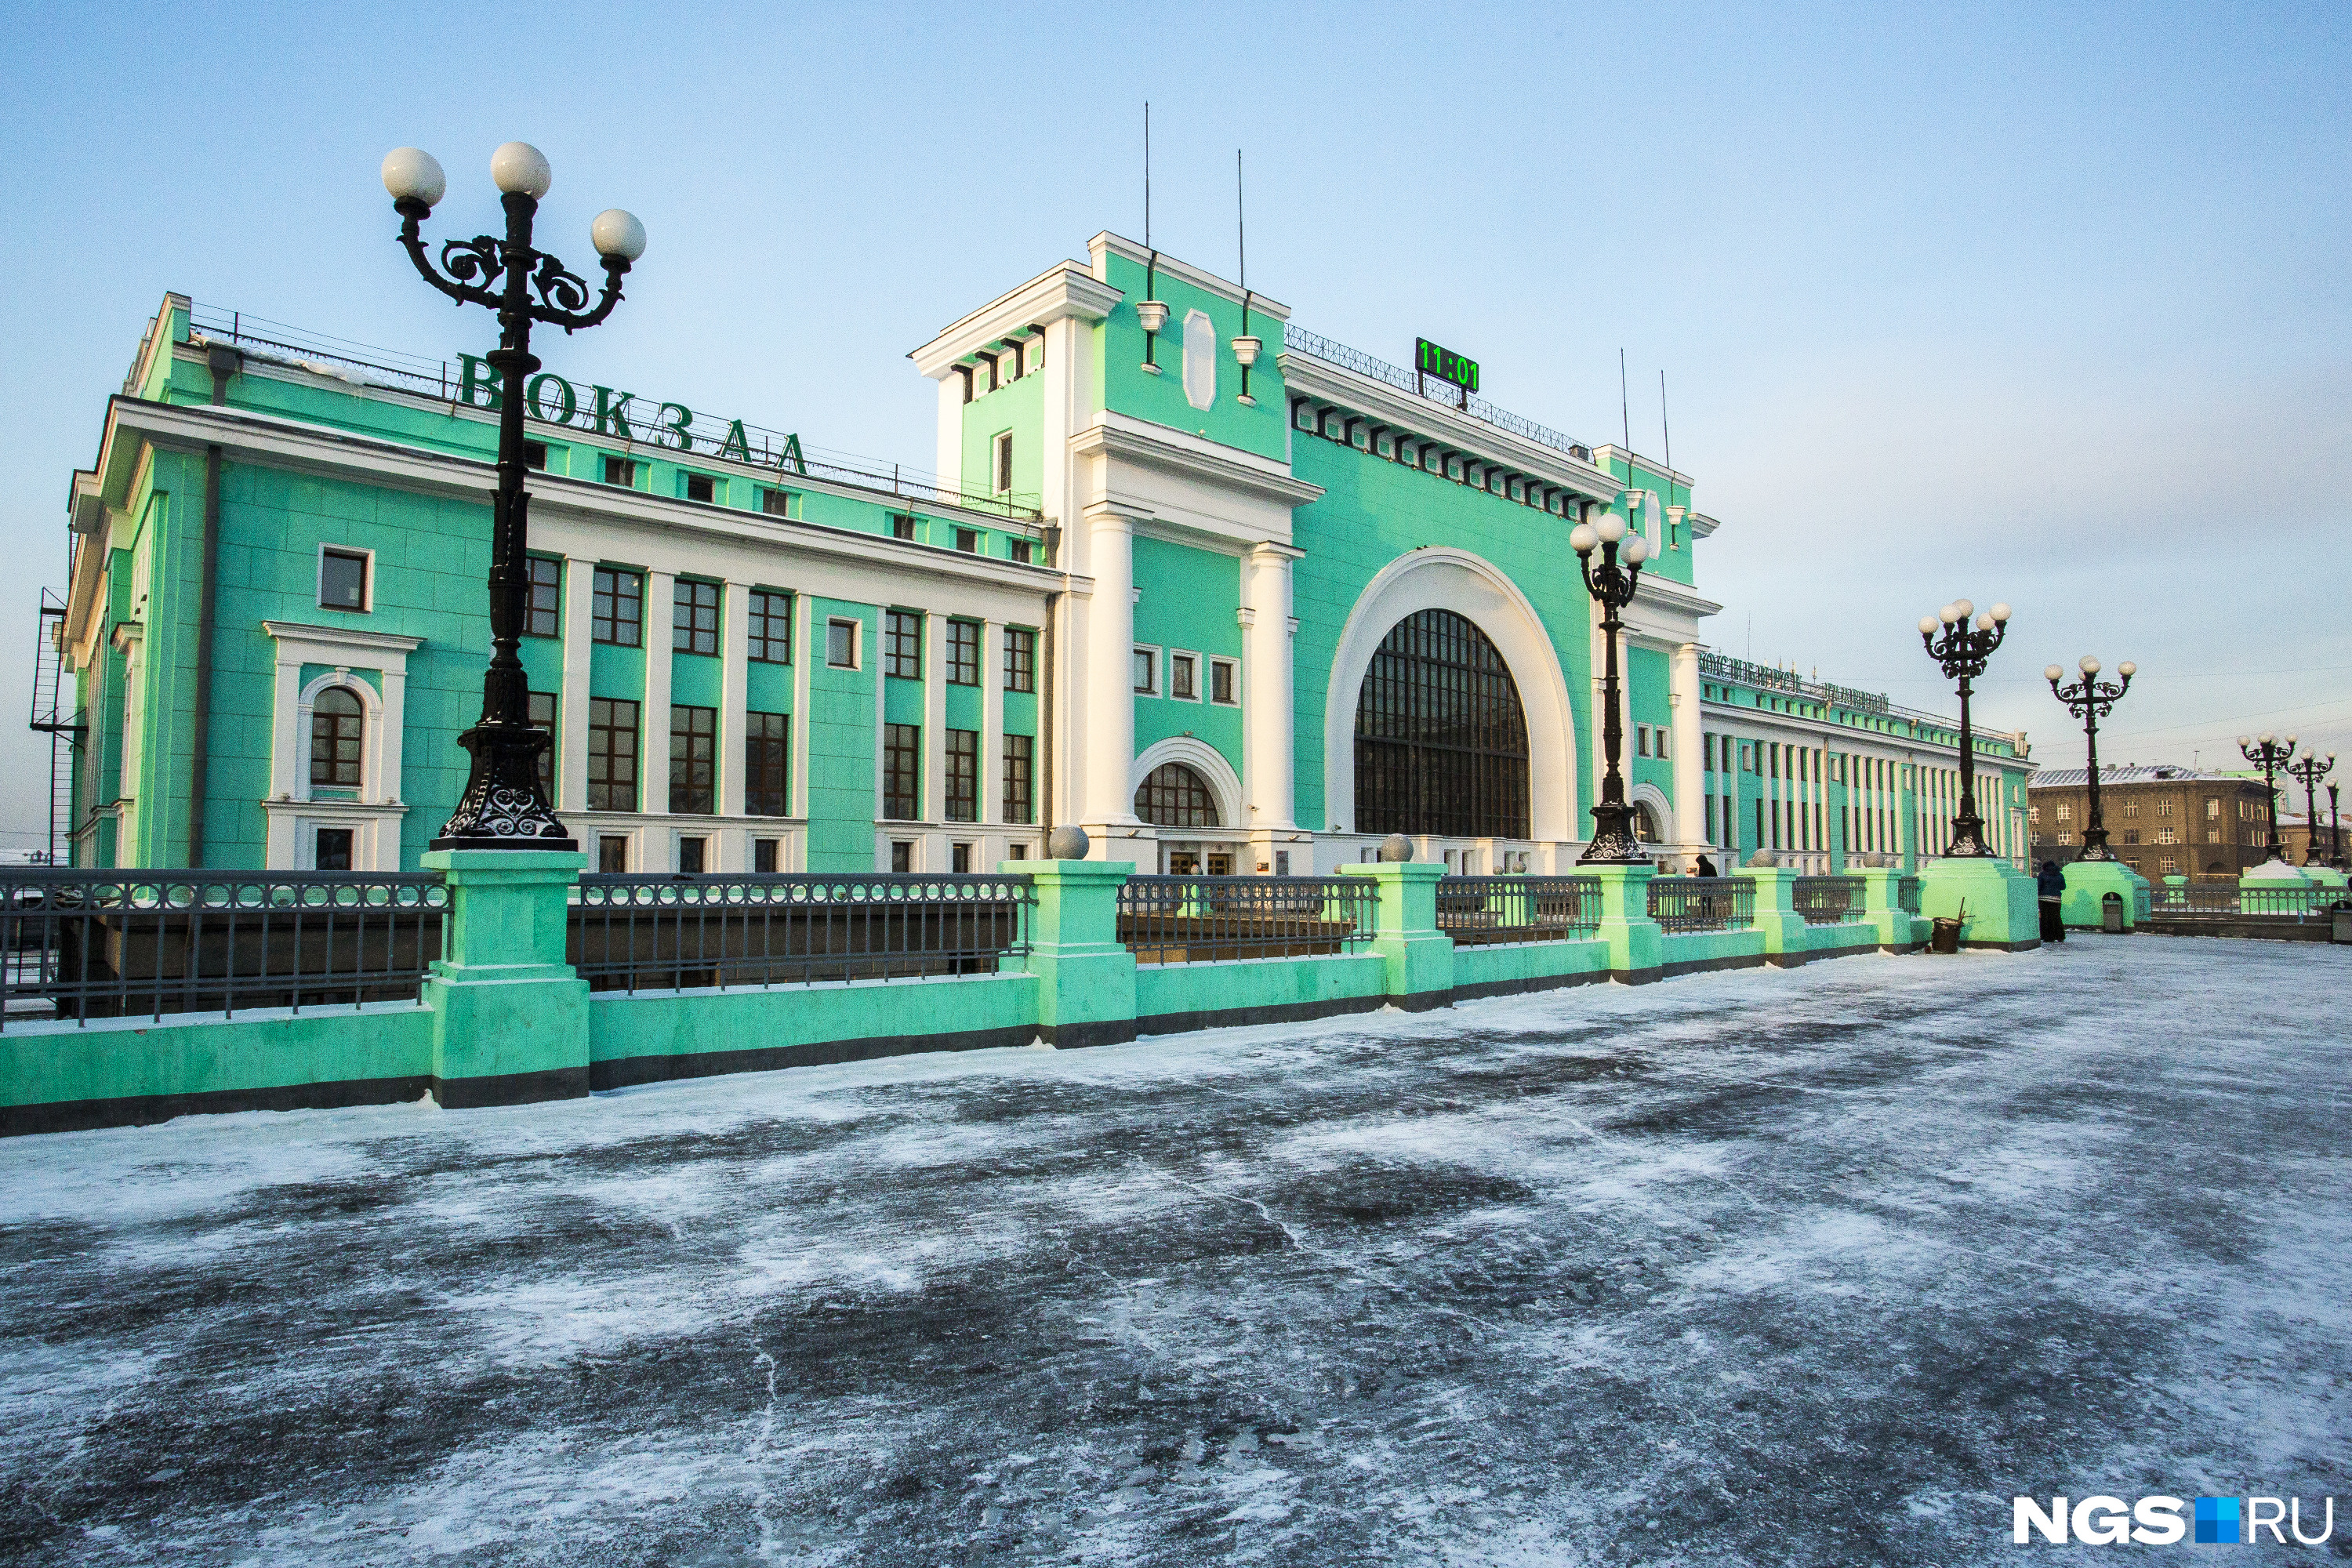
top-left (1569, 498), bottom-right (1650, 863)
top-left (2284, 750), bottom-right (2336, 866)
top-left (2329, 781), bottom-right (2345, 869)
top-left (380, 143), bottom-right (645, 850)
top-left (1917, 597), bottom-right (2011, 857)
top-left (2043, 655), bottom-right (2135, 862)
top-left (2236, 732), bottom-right (2296, 864)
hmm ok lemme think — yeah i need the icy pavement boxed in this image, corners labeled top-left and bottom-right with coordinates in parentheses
top-left (2, 937), bottom-right (2349, 1566)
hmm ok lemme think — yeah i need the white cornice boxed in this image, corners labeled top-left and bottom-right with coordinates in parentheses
top-left (262, 620), bottom-right (426, 656)
top-left (1070, 413), bottom-right (1325, 510)
top-left (909, 261), bottom-right (1123, 378)
top-left (1278, 352), bottom-right (1617, 501)
top-left (1630, 574), bottom-right (1722, 622)
top-left (1087, 233), bottom-right (1293, 321)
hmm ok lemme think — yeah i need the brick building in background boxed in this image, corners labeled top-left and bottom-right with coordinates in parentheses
top-left (2027, 765), bottom-right (2274, 882)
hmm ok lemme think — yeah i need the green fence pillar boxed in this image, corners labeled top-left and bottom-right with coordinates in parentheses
top-left (1589, 864), bottom-right (1663, 983)
top-left (2060, 859), bottom-right (2149, 929)
top-left (1853, 866), bottom-right (1923, 951)
top-left (1018, 859), bottom-right (1138, 1047)
top-left (1739, 866), bottom-right (1808, 965)
top-left (421, 849), bottom-right (590, 1108)
top-left (1339, 861), bottom-right (1454, 1010)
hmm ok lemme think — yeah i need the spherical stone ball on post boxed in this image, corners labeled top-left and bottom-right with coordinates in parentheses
top-left (1047, 825), bottom-right (1092, 862)
top-left (1379, 833), bottom-right (1415, 863)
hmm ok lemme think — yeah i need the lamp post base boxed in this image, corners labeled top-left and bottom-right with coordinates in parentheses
top-left (430, 721), bottom-right (576, 852)
top-left (1578, 802), bottom-right (1650, 866)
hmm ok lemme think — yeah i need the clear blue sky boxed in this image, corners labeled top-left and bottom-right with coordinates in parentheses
top-left (3, 1), bottom-right (2346, 851)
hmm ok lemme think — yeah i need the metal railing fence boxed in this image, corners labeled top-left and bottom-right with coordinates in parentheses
top-left (2146, 883), bottom-right (2348, 923)
top-left (1116, 876), bottom-right (1378, 965)
top-left (0, 869), bottom-right (446, 1029)
top-left (1898, 876), bottom-right (1924, 915)
top-left (1436, 876), bottom-right (1602, 946)
top-left (1279, 326), bottom-right (1595, 463)
top-left (568, 873), bottom-right (1034, 993)
top-left (1646, 877), bottom-right (1755, 934)
top-left (1793, 877), bottom-right (1864, 926)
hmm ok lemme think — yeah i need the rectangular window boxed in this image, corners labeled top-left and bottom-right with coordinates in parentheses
top-left (826, 618), bottom-right (858, 669)
top-left (883, 724), bottom-right (920, 820)
top-left (529, 690), bottom-right (557, 796)
top-left (1133, 648), bottom-right (1156, 695)
top-left (753, 837), bottom-right (779, 873)
top-left (1010, 539), bottom-right (1033, 564)
top-left (1170, 653), bottom-right (1197, 700)
top-left (1004, 626), bottom-right (1036, 692)
top-left (1704, 795), bottom-right (1716, 844)
top-left (587, 698), bottom-right (640, 812)
top-left (890, 513), bottom-right (916, 541)
top-left (1657, 728), bottom-right (1669, 760)
top-left (320, 548), bottom-right (368, 612)
top-left (525, 555), bottom-right (562, 637)
top-left (673, 579), bottom-right (720, 656)
top-left (524, 440), bottom-right (549, 470)
top-left (592, 568), bottom-right (642, 647)
top-left (748, 590), bottom-right (793, 663)
top-left (946, 619), bottom-right (980, 685)
top-left (684, 473), bottom-right (715, 504)
top-left (677, 835), bottom-right (706, 873)
top-left (954, 527), bottom-right (978, 554)
top-left (891, 840), bottom-right (913, 873)
top-left (314, 827), bottom-right (354, 872)
top-left (1003, 733), bottom-right (1034, 825)
top-left (945, 728), bottom-right (978, 822)
top-left (951, 842), bottom-right (972, 873)
top-left (1210, 658), bottom-right (1236, 706)
top-left (746, 710), bottom-right (789, 817)
top-left (760, 488), bottom-right (797, 518)
top-left (992, 431), bottom-right (1014, 493)
top-left (598, 834), bottom-right (630, 873)
top-left (670, 705), bottom-right (717, 815)
top-left (1637, 725), bottom-right (1651, 758)
top-left (884, 610), bottom-right (923, 680)
top-left (602, 455), bottom-right (637, 488)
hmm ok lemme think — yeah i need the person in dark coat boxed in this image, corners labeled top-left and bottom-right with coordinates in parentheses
top-left (1694, 853), bottom-right (1719, 878)
top-left (2036, 859), bottom-right (2067, 941)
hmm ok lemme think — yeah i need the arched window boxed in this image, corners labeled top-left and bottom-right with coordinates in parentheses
top-left (310, 686), bottom-right (365, 789)
top-left (1134, 763), bottom-right (1220, 829)
top-left (1352, 609), bottom-right (1528, 839)
top-left (1634, 801), bottom-right (1661, 843)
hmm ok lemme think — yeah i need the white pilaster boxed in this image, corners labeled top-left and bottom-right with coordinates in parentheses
top-left (1243, 543), bottom-right (1303, 843)
top-left (644, 570), bottom-right (674, 816)
top-left (1080, 505), bottom-right (1145, 848)
top-left (558, 556), bottom-right (594, 813)
top-left (982, 619), bottom-right (1005, 825)
top-left (717, 580), bottom-right (750, 821)
top-left (790, 592), bottom-right (813, 823)
top-left (1670, 641), bottom-right (1703, 851)
top-left (924, 611), bottom-right (948, 822)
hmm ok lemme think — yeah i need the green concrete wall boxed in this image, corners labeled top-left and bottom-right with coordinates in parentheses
top-left (1133, 953), bottom-right (1388, 1029)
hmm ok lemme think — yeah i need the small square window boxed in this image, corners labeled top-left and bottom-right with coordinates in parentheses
top-left (523, 441), bottom-right (549, 470)
top-left (760, 488), bottom-right (797, 518)
top-left (826, 619), bottom-right (858, 669)
top-left (1007, 843), bottom-right (1028, 861)
top-left (1133, 648), bottom-right (1156, 695)
top-left (753, 837), bottom-right (779, 873)
top-left (1170, 653), bottom-right (1196, 700)
top-left (955, 527), bottom-right (978, 554)
top-left (319, 549), bottom-right (368, 612)
top-left (891, 513), bottom-right (916, 541)
top-left (677, 835), bottom-right (707, 873)
top-left (314, 827), bottom-right (354, 871)
top-left (1010, 539), bottom-right (1033, 564)
top-left (890, 840), bottom-right (913, 873)
top-left (597, 834), bottom-right (629, 873)
top-left (951, 842), bottom-right (971, 873)
top-left (602, 456), bottom-right (637, 487)
top-left (685, 474), bottom-right (715, 504)
top-left (1210, 659), bottom-right (1236, 706)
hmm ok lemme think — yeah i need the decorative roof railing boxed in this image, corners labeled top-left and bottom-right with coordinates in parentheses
top-left (1698, 651), bottom-right (2027, 754)
top-left (1280, 325), bottom-right (1595, 464)
top-left (183, 305), bottom-right (1043, 525)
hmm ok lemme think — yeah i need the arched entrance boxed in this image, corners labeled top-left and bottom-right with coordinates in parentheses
top-left (1352, 609), bottom-right (1530, 840)
top-left (1134, 760), bottom-right (1235, 874)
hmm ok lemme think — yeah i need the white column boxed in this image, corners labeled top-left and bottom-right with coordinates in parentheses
top-left (1243, 543), bottom-right (1301, 842)
top-left (1080, 505), bottom-right (1143, 847)
top-left (1670, 642), bottom-right (1703, 852)
top-left (935, 374), bottom-right (966, 497)
top-left (717, 581), bottom-right (750, 820)
top-left (789, 593), bottom-right (813, 827)
top-left (982, 619), bottom-right (1005, 826)
top-left (557, 557), bottom-right (595, 813)
top-left (923, 611), bottom-right (948, 824)
top-left (643, 570), bottom-right (674, 818)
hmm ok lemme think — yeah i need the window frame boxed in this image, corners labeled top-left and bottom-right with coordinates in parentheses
top-left (1210, 657), bottom-right (1238, 706)
top-left (673, 578), bottom-right (721, 658)
top-left (1168, 651), bottom-right (1200, 702)
top-left (747, 589), bottom-right (793, 665)
top-left (318, 546), bottom-right (372, 614)
top-left (1003, 626), bottom-right (1036, 693)
top-left (991, 430), bottom-right (1014, 494)
top-left (1132, 645), bottom-right (1159, 695)
top-left (884, 609), bottom-right (924, 681)
top-left (524, 555), bottom-right (563, 638)
top-left (826, 617), bottom-right (860, 670)
top-left (586, 697), bottom-right (641, 813)
top-left (1003, 732), bottom-right (1034, 825)
top-left (669, 703), bottom-right (717, 815)
top-left (882, 723), bottom-right (920, 822)
top-left (946, 619), bottom-right (981, 687)
top-left (944, 728), bottom-right (978, 823)
top-left (745, 710), bottom-right (791, 818)
top-left (308, 684), bottom-right (365, 790)
top-left (592, 567), bottom-right (644, 648)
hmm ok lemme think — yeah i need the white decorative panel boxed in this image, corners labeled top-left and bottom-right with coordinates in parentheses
top-left (1181, 309), bottom-right (1217, 411)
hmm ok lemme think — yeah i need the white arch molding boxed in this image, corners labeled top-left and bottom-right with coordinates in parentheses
top-left (1128, 735), bottom-right (1245, 833)
top-left (1321, 548), bottom-right (1581, 843)
top-left (1629, 780), bottom-right (1674, 847)
top-left (294, 668), bottom-right (391, 804)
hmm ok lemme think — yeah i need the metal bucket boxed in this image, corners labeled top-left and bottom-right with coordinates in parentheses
top-left (1929, 916), bottom-right (1962, 954)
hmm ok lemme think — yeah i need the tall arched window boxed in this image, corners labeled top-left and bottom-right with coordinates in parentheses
top-left (1634, 801), bottom-right (1661, 843)
top-left (1353, 609), bottom-right (1529, 839)
top-left (310, 686), bottom-right (365, 789)
top-left (1134, 763), bottom-right (1220, 829)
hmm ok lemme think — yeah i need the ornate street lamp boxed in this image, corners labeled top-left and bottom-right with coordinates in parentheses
top-left (2236, 732), bottom-right (2296, 864)
top-left (1917, 597), bottom-right (2011, 857)
top-left (379, 143), bottom-right (646, 850)
top-left (1569, 499), bottom-right (1650, 863)
top-left (2239, 733), bottom-right (2296, 865)
top-left (2284, 750), bottom-right (2336, 866)
top-left (2043, 655), bottom-right (2135, 862)
top-left (2329, 781), bottom-right (2345, 869)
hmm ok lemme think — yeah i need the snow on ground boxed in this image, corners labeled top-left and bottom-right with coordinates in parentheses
top-left (1, 935), bottom-right (2348, 1566)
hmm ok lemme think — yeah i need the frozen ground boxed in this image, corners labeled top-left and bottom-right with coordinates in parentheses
top-left (2, 935), bottom-right (2349, 1566)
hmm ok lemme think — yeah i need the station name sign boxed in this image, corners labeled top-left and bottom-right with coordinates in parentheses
top-left (454, 354), bottom-right (806, 474)
top-left (1414, 338), bottom-right (1479, 395)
